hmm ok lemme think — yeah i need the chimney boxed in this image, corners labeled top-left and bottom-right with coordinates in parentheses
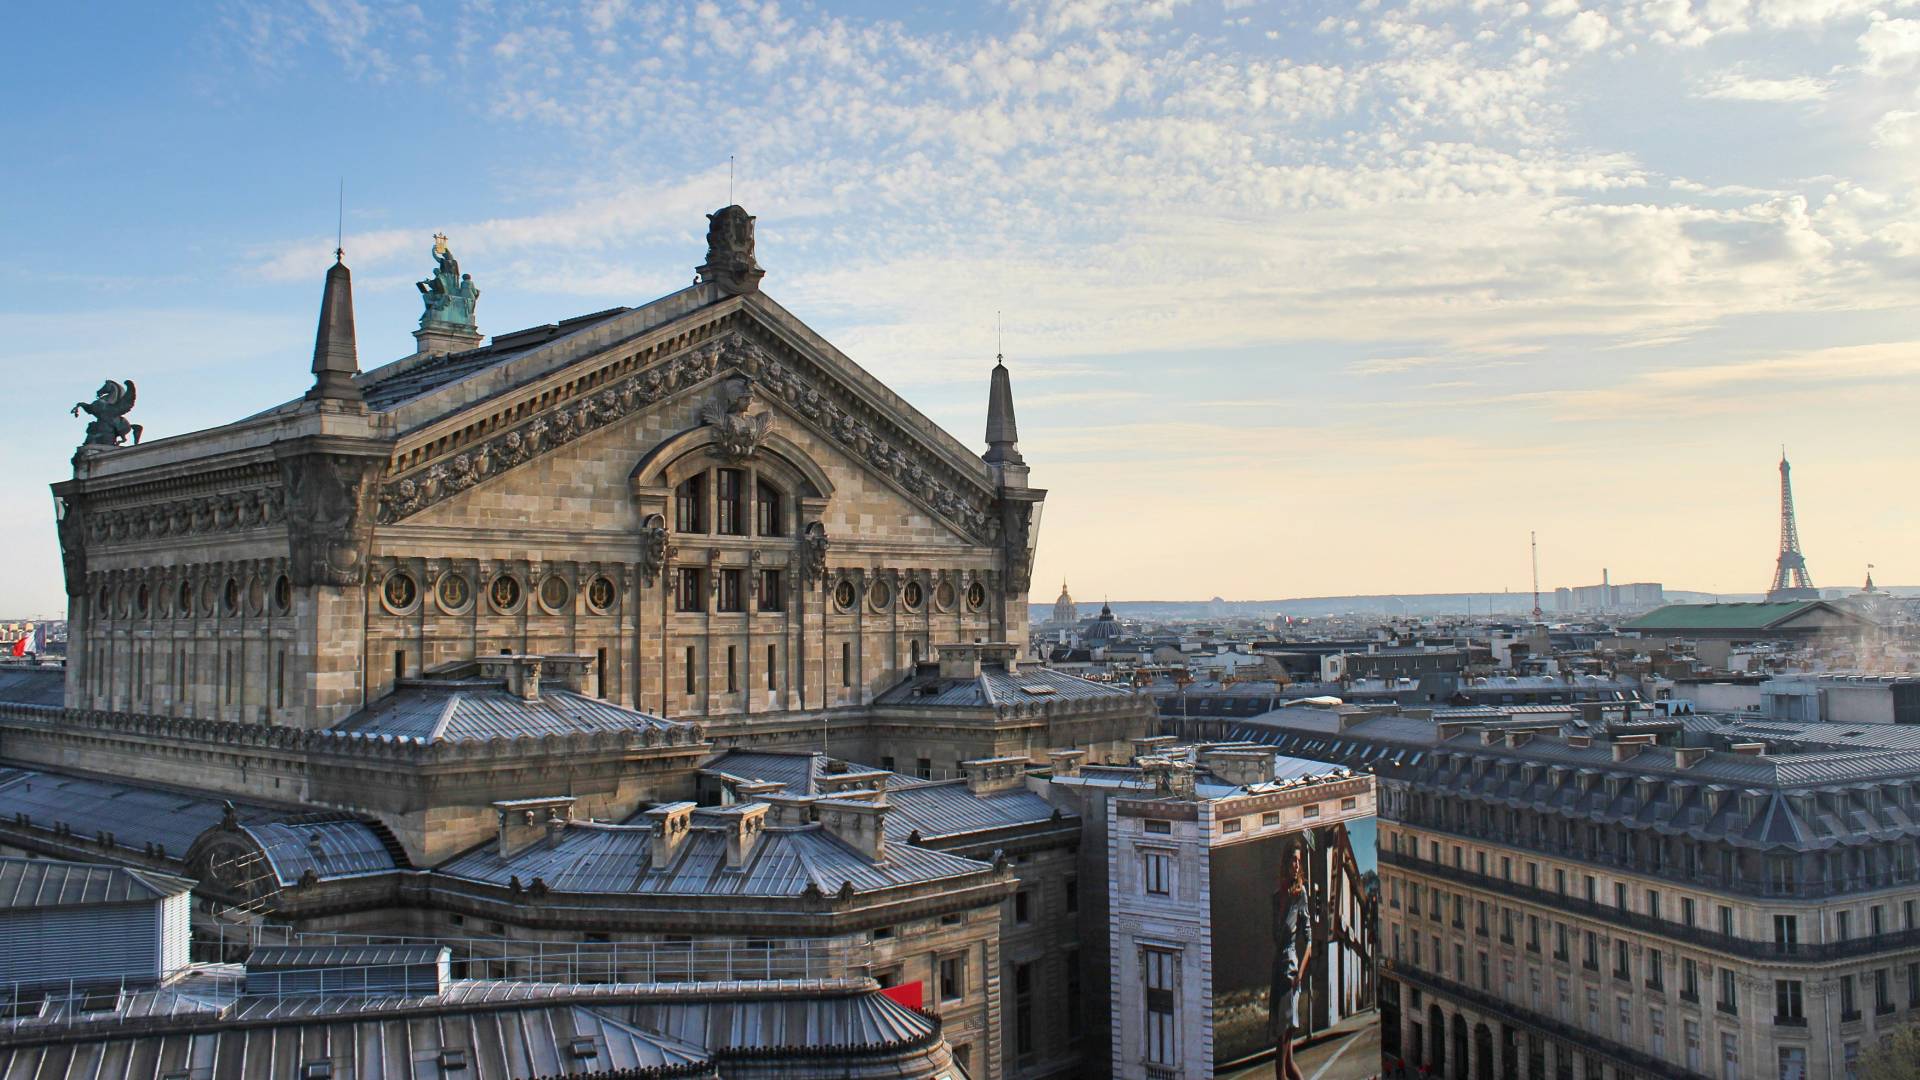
top-left (644, 802), bottom-right (696, 867)
top-left (1336, 705), bottom-right (1373, 731)
top-left (1047, 748), bottom-right (1086, 777)
top-left (759, 793), bottom-right (816, 827)
top-left (815, 769), bottom-right (889, 799)
top-left (493, 796), bottom-right (576, 859)
top-left (963, 756), bottom-right (1031, 796)
top-left (1567, 734), bottom-right (1592, 748)
top-left (1200, 749), bottom-right (1276, 787)
top-left (478, 654), bottom-right (544, 700)
top-left (1674, 746), bottom-right (1710, 769)
top-left (1131, 735), bottom-right (1178, 762)
top-left (308, 253), bottom-right (364, 404)
top-left (1730, 741), bottom-right (1767, 756)
top-left (713, 803), bottom-right (768, 870)
top-left (938, 642), bottom-right (983, 680)
top-left (816, 796), bottom-right (889, 862)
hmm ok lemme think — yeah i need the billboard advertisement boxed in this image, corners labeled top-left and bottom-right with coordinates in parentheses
top-left (1211, 816), bottom-right (1379, 1076)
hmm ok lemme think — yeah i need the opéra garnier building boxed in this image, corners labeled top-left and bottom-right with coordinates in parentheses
top-left (57, 207), bottom-right (1065, 747)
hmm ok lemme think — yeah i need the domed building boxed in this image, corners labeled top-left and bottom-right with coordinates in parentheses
top-left (1084, 600), bottom-right (1122, 644)
top-left (1048, 580), bottom-right (1078, 627)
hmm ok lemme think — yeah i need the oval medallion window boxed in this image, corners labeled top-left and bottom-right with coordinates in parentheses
top-left (834, 580), bottom-right (857, 611)
top-left (935, 581), bottom-right (956, 611)
top-left (223, 578), bottom-right (242, 617)
top-left (869, 581), bottom-right (892, 611)
top-left (539, 575), bottom-right (571, 612)
top-left (97, 585), bottom-right (111, 618)
top-left (587, 575), bottom-right (616, 613)
top-left (135, 584), bottom-right (150, 617)
top-left (489, 574), bottom-right (522, 613)
top-left (382, 571), bottom-right (418, 613)
top-left (247, 578), bottom-right (267, 616)
top-left (274, 575), bottom-right (293, 614)
top-left (902, 581), bottom-right (924, 611)
top-left (966, 581), bottom-right (987, 611)
top-left (436, 573), bottom-right (471, 612)
top-left (178, 580), bottom-right (194, 616)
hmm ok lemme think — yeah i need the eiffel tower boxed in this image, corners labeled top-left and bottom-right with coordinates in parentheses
top-left (1766, 452), bottom-right (1821, 601)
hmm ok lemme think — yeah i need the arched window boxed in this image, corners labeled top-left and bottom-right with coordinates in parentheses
top-left (675, 475), bottom-right (706, 533)
top-left (716, 468), bottom-right (746, 535)
top-left (756, 480), bottom-right (784, 537)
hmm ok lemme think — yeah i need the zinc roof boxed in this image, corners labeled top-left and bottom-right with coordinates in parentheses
top-left (0, 857), bottom-right (191, 911)
top-left (883, 782), bottom-right (1062, 840)
top-left (335, 685), bottom-right (685, 743)
top-left (240, 819), bottom-right (405, 884)
top-left (247, 945), bottom-right (446, 969)
top-left (1622, 601), bottom-right (1830, 630)
top-left (358, 306), bottom-right (632, 411)
top-left (438, 820), bottom-right (989, 898)
top-left (873, 664), bottom-right (1139, 708)
top-left (0, 667), bottom-right (65, 707)
top-left (0, 765), bottom-right (263, 858)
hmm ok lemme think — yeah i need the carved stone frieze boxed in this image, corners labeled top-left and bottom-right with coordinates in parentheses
top-left (81, 488), bottom-right (284, 546)
top-left (374, 328), bottom-right (1001, 543)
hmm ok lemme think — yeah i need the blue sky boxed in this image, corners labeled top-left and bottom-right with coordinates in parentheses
top-left (3, 0), bottom-right (1918, 616)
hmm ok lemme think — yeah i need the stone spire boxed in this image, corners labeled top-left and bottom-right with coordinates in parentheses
top-left (307, 251), bottom-right (363, 403)
top-left (983, 354), bottom-right (1023, 466)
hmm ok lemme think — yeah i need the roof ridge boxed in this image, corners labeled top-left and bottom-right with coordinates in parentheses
top-left (428, 692), bottom-right (464, 742)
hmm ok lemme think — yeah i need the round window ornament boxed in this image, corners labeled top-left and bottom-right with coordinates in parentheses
top-left (247, 578), bottom-right (267, 616)
top-left (274, 575), bottom-right (293, 614)
top-left (178, 580), bottom-right (195, 616)
top-left (135, 584), bottom-right (150, 618)
top-left (539, 575), bottom-right (571, 612)
top-left (587, 575), bottom-right (617, 613)
top-left (96, 585), bottom-right (111, 618)
top-left (934, 580), bottom-right (956, 611)
top-left (902, 581), bottom-right (924, 610)
top-left (489, 574), bottom-right (523, 612)
top-left (834, 580), bottom-right (857, 610)
top-left (223, 578), bottom-right (242, 616)
top-left (382, 571), bottom-right (418, 613)
top-left (869, 581), bottom-right (892, 610)
top-left (967, 581), bottom-right (987, 611)
top-left (436, 572), bottom-right (471, 612)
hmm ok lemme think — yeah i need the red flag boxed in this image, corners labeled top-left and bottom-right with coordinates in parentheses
top-left (9, 630), bottom-right (27, 657)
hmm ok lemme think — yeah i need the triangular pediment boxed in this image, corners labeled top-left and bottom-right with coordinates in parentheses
top-left (371, 287), bottom-right (1002, 545)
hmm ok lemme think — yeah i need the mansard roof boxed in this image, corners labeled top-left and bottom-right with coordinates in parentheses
top-left (1623, 600), bottom-right (1866, 631)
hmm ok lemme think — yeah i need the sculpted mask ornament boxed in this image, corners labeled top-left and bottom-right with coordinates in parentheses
top-left (698, 377), bottom-right (773, 462)
top-left (639, 513), bottom-right (670, 586)
top-left (72, 379), bottom-right (142, 448)
top-left (802, 521), bottom-right (829, 583)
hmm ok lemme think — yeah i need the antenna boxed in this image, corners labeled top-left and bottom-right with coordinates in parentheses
top-left (996, 310), bottom-right (1003, 362)
top-left (335, 178), bottom-right (345, 261)
top-left (1530, 531), bottom-right (1543, 623)
top-left (728, 155), bottom-right (735, 206)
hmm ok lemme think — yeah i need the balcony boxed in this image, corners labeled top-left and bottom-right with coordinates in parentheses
top-left (1773, 1015), bottom-right (1807, 1028)
top-left (1381, 850), bottom-right (1920, 963)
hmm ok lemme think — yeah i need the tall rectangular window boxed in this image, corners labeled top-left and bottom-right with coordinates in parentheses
top-left (766, 644), bottom-right (777, 690)
top-left (675, 474), bottom-right (706, 533)
top-left (726, 646), bottom-right (737, 692)
top-left (1144, 948), bottom-right (1178, 1066)
top-left (715, 468), bottom-right (746, 535)
top-left (755, 480), bottom-right (784, 537)
top-left (1719, 968), bottom-right (1739, 1015)
top-left (684, 646), bottom-right (697, 694)
top-left (1066, 949), bottom-right (1083, 1040)
top-left (1014, 962), bottom-right (1035, 1056)
top-left (1774, 979), bottom-right (1803, 1021)
top-left (717, 568), bottom-right (744, 612)
top-left (1840, 973), bottom-right (1857, 1019)
top-left (677, 568), bottom-right (705, 613)
top-left (939, 954), bottom-right (966, 1002)
top-left (275, 649), bottom-right (285, 709)
top-left (757, 568), bottom-right (783, 612)
top-left (1142, 850), bottom-right (1172, 896)
top-left (841, 642), bottom-right (851, 687)
top-left (1774, 914), bottom-right (1799, 950)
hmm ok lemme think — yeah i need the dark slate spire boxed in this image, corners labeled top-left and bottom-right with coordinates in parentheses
top-left (308, 249), bottom-right (363, 403)
top-left (983, 353), bottom-right (1023, 466)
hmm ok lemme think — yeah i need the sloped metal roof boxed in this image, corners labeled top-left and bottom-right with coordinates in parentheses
top-left (873, 663), bottom-right (1141, 708)
top-left (439, 820), bottom-right (989, 898)
top-left (248, 945), bottom-right (446, 969)
top-left (0, 857), bottom-right (191, 910)
top-left (0, 765), bottom-right (266, 858)
top-left (335, 686), bottom-right (686, 743)
top-left (358, 306), bottom-right (632, 411)
top-left (0, 667), bottom-right (65, 707)
top-left (883, 782), bottom-right (1061, 840)
top-left (700, 751), bottom-right (934, 797)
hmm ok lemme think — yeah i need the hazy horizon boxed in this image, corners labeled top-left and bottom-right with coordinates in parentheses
top-left (4, 1), bottom-right (1916, 615)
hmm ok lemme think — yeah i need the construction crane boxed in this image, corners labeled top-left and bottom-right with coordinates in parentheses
top-left (1530, 531), bottom-right (1543, 623)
